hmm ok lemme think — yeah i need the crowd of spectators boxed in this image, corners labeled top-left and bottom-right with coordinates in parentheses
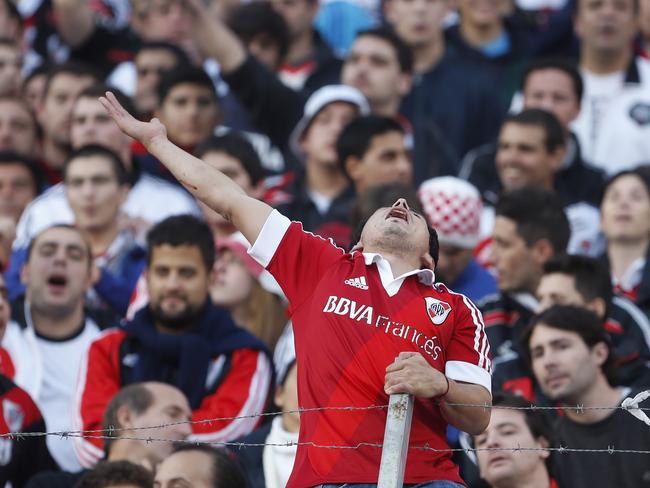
top-left (0, 0), bottom-right (649, 486)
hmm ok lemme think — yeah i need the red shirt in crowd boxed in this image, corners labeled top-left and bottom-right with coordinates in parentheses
top-left (249, 211), bottom-right (492, 487)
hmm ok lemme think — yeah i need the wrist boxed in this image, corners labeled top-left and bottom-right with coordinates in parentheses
top-left (440, 375), bottom-right (450, 398)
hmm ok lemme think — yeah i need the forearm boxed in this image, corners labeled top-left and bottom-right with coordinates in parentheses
top-left (53, 0), bottom-right (95, 47)
top-left (192, 12), bottom-right (246, 73)
top-left (439, 380), bottom-right (491, 435)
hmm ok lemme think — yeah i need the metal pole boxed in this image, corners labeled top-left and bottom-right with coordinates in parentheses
top-left (377, 393), bottom-right (414, 488)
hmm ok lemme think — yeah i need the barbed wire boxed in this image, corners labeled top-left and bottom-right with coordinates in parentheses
top-left (3, 398), bottom-right (648, 441)
top-left (2, 430), bottom-right (650, 456)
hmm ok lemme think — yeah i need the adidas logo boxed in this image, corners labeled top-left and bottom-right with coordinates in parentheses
top-left (344, 276), bottom-right (369, 290)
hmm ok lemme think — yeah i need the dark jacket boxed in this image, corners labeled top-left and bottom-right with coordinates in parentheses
top-left (274, 171), bottom-right (356, 248)
top-left (298, 30), bottom-right (343, 96)
top-left (459, 132), bottom-right (605, 206)
top-left (400, 52), bottom-right (504, 168)
top-left (445, 18), bottom-right (530, 114)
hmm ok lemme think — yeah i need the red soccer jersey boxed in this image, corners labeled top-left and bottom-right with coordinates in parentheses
top-left (250, 212), bottom-right (492, 488)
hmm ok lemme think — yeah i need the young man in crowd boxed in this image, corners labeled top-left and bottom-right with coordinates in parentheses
top-left (0, 273), bottom-right (57, 486)
top-left (100, 85), bottom-right (491, 486)
top-left (480, 109), bottom-right (601, 256)
top-left (2, 225), bottom-right (101, 471)
top-left (75, 215), bottom-right (272, 468)
top-left (479, 187), bottom-right (569, 401)
top-left (536, 254), bottom-right (650, 388)
top-left (474, 392), bottom-right (556, 488)
top-left (572, 0), bottom-right (650, 172)
top-left (0, 38), bottom-right (21, 98)
top-left (194, 133), bottom-right (266, 240)
top-left (7, 86), bottom-right (200, 300)
top-left (384, 0), bottom-right (503, 164)
top-left (524, 305), bottom-right (650, 488)
top-left (461, 58), bottom-right (605, 208)
top-left (29, 381), bottom-right (191, 487)
top-left (0, 97), bottom-right (40, 160)
top-left (36, 62), bottom-right (99, 184)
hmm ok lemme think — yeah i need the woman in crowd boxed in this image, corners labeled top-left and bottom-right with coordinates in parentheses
top-left (600, 166), bottom-right (650, 313)
top-left (211, 232), bottom-right (287, 351)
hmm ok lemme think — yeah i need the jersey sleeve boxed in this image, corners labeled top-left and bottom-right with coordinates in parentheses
top-left (248, 210), bottom-right (346, 310)
top-left (189, 349), bottom-right (272, 443)
top-left (72, 330), bottom-right (123, 468)
top-left (445, 292), bottom-right (492, 394)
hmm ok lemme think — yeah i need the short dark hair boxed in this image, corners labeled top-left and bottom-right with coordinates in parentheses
top-left (102, 384), bottom-right (155, 455)
top-left (496, 187), bottom-right (570, 254)
top-left (521, 305), bottom-right (616, 385)
top-left (521, 57), bottom-right (584, 102)
top-left (194, 133), bottom-right (264, 186)
top-left (63, 144), bottom-right (129, 186)
top-left (336, 115), bottom-right (405, 175)
top-left (542, 254), bottom-right (613, 317)
top-left (43, 61), bottom-right (100, 99)
top-left (491, 391), bottom-right (553, 442)
top-left (601, 167), bottom-right (650, 207)
top-left (77, 84), bottom-right (135, 116)
top-left (172, 445), bottom-right (248, 488)
top-left (0, 150), bottom-right (44, 195)
top-left (25, 224), bottom-right (93, 268)
top-left (157, 66), bottom-right (218, 106)
top-left (227, 2), bottom-right (290, 64)
top-left (501, 109), bottom-right (566, 153)
top-left (354, 27), bottom-right (413, 74)
top-left (74, 460), bottom-right (153, 488)
top-left (136, 40), bottom-right (191, 68)
top-left (146, 215), bottom-right (216, 270)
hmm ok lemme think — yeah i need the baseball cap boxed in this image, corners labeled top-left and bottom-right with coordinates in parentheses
top-left (290, 84), bottom-right (370, 159)
top-left (418, 177), bottom-right (483, 249)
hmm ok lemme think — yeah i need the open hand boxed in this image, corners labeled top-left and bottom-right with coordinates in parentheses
top-left (99, 92), bottom-right (167, 148)
top-left (384, 351), bottom-right (448, 398)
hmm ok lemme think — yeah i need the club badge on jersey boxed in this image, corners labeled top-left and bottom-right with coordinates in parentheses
top-left (425, 297), bottom-right (452, 326)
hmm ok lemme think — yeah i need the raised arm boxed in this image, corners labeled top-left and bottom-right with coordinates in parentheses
top-left (52, 0), bottom-right (96, 48)
top-left (99, 92), bottom-right (273, 244)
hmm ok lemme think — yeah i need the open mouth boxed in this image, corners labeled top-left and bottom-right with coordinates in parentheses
top-left (387, 207), bottom-right (409, 222)
top-left (47, 274), bottom-right (68, 291)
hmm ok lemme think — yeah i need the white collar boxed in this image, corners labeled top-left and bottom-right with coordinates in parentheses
top-left (362, 252), bottom-right (435, 287)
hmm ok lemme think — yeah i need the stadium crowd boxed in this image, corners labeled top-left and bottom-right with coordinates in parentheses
top-left (0, 0), bottom-right (649, 486)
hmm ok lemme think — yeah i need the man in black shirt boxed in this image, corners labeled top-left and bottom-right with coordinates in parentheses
top-left (522, 305), bottom-right (650, 488)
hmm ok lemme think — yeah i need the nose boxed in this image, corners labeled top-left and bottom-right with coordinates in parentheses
top-left (392, 198), bottom-right (409, 210)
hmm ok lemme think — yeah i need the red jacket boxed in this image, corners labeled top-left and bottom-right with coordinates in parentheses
top-left (73, 322), bottom-right (272, 468)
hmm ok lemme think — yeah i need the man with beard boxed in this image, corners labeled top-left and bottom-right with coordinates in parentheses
top-left (98, 92), bottom-right (491, 487)
top-left (73, 215), bottom-right (272, 468)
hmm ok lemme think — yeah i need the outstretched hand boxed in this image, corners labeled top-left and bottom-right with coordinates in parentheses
top-left (99, 92), bottom-right (167, 148)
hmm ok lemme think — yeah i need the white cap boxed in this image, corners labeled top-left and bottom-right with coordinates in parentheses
top-left (418, 177), bottom-right (483, 249)
top-left (290, 84), bottom-right (370, 159)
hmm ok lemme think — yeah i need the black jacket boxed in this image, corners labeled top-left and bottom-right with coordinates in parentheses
top-left (459, 132), bottom-right (605, 206)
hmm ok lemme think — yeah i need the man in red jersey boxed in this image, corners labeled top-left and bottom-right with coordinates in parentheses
top-left (99, 92), bottom-right (492, 488)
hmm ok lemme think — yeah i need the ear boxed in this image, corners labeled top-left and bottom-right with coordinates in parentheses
top-left (117, 184), bottom-right (130, 206)
top-left (345, 156), bottom-right (363, 183)
top-left (274, 383), bottom-right (286, 409)
top-left (591, 341), bottom-right (609, 367)
top-left (115, 404), bottom-right (134, 430)
top-left (19, 263), bottom-right (29, 287)
top-left (549, 146), bottom-right (566, 172)
top-left (536, 435), bottom-right (550, 460)
top-left (420, 253), bottom-right (435, 271)
top-left (397, 73), bottom-right (413, 98)
top-left (585, 297), bottom-right (607, 319)
top-left (531, 239), bottom-right (554, 267)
